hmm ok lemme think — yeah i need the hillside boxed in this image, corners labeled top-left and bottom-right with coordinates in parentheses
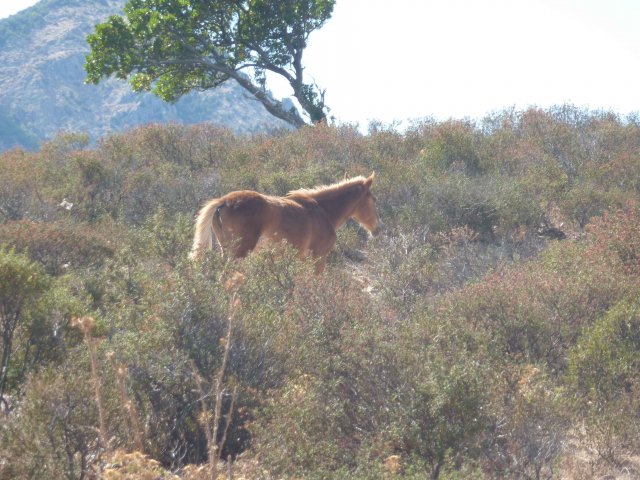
top-left (0, 0), bottom-right (288, 151)
top-left (1, 107), bottom-right (640, 479)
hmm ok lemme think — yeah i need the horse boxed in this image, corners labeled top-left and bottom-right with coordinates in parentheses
top-left (189, 173), bottom-right (383, 272)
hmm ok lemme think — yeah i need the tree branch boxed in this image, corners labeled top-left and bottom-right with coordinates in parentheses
top-left (179, 42), bottom-right (308, 128)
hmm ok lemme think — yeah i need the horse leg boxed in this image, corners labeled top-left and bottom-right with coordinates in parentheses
top-left (232, 232), bottom-right (260, 258)
top-left (309, 229), bottom-right (336, 274)
top-left (313, 256), bottom-right (328, 274)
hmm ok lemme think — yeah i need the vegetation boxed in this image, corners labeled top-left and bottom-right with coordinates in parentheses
top-left (85, 0), bottom-right (335, 127)
top-left (1, 106), bottom-right (640, 478)
top-left (0, 0), bottom-right (83, 48)
top-left (0, 108), bottom-right (38, 151)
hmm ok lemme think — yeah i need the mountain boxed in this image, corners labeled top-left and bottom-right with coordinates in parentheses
top-left (0, 0), bottom-right (289, 151)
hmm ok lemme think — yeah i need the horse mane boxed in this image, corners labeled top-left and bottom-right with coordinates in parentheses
top-left (286, 176), bottom-right (368, 202)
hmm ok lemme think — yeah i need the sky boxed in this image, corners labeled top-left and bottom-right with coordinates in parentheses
top-left (0, 0), bottom-right (39, 20)
top-left (2, 0), bottom-right (640, 128)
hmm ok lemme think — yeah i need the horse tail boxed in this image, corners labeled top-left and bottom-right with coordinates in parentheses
top-left (189, 198), bottom-right (225, 259)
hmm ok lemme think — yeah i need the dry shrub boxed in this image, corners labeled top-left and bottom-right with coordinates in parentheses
top-left (567, 300), bottom-right (640, 470)
top-left (419, 120), bottom-right (482, 175)
top-left (484, 366), bottom-right (568, 479)
top-left (0, 365), bottom-right (99, 479)
top-left (3, 108), bottom-right (640, 479)
top-left (0, 148), bottom-right (43, 221)
top-left (234, 250), bottom-right (399, 476)
top-left (586, 204), bottom-right (640, 276)
top-left (0, 219), bottom-right (115, 275)
top-left (103, 450), bottom-right (180, 480)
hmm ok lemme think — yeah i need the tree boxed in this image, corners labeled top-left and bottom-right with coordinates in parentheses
top-left (85, 0), bottom-right (335, 128)
top-left (0, 249), bottom-right (50, 407)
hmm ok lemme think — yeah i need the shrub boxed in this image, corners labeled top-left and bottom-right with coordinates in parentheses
top-left (245, 253), bottom-right (402, 476)
top-left (0, 365), bottom-right (98, 480)
top-left (393, 355), bottom-right (490, 480)
top-left (2, 108), bottom-right (640, 478)
top-left (0, 249), bottom-right (51, 402)
top-left (567, 301), bottom-right (640, 465)
top-left (0, 149), bottom-right (42, 221)
top-left (485, 366), bottom-right (568, 479)
top-left (132, 209), bottom-right (193, 268)
top-left (586, 205), bottom-right (640, 276)
top-left (419, 120), bottom-right (482, 175)
top-left (0, 220), bottom-right (115, 275)
top-left (418, 173), bottom-right (498, 237)
top-left (568, 301), bottom-right (640, 403)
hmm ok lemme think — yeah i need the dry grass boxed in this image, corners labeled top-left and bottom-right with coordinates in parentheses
top-left (103, 450), bottom-right (180, 479)
top-left (558, 446), bottom-right (640, 480)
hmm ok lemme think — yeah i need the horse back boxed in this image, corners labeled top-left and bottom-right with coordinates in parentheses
top-left (218, 190), bottom-right (271, 230)
top-left (217, 190), bottom-right (336, 260)
top-left (218, 191), bottom-right (309, 239)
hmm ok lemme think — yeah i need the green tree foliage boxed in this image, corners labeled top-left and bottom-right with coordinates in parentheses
top-left (85, 0), bottom-right (335, 127)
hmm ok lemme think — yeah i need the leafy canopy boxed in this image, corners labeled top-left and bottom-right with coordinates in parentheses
top-left (85, 0), bottom-right (335, 127)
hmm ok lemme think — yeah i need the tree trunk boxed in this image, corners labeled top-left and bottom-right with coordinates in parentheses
top-left (229, 73), bottom-right (309, 129)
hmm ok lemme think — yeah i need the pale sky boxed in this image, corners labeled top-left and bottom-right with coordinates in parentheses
top-left (0, 0), bottom-right (39, 20)
top-left (2, 0), bottom-right (640, 127)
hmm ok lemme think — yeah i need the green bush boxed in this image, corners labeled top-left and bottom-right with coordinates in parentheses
top-left (419, 120), bottom-right (482, 175)
top-left (567, 301), bottom-right (640, 464)
top-left (0, 365), bottom-right (98, 480)
top-left (0, 249), bottom-right (51, 400)
top-left (569, 301), bottom-right (640, 402)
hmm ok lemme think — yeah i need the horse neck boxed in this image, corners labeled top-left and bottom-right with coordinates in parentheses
top-left (311, 187), bottom-right (363, 230)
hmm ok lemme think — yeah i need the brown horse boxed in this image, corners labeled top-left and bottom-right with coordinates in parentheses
top-left (189, 174), bottom-right (382, 271)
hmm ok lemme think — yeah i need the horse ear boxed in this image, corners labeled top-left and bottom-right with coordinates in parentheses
top-left (364, 172), bottom-right (375, 188)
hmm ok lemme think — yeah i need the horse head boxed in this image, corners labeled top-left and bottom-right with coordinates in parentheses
top-left (351, 173), bottom-right (384, 236)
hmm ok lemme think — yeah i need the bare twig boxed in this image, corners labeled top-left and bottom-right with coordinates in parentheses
top-left (108, 352), bottom-right (145, 452)
top-left (218, 385), bottom-right (238, 460)
top-left (209, 289), bottom-right (237, 479)
top-left (196, 272), bottom-right (244, 480)
top-left (72, 317), bottom-right (108, 451)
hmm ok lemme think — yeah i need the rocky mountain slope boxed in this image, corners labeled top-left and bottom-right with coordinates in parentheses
top-left (0, 0), bottom-right (288, 151)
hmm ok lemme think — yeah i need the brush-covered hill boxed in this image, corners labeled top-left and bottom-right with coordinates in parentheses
top-left (0, 0), bottom-right (288, 151)
top-left (1, 107), bottom-right (640, 479)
